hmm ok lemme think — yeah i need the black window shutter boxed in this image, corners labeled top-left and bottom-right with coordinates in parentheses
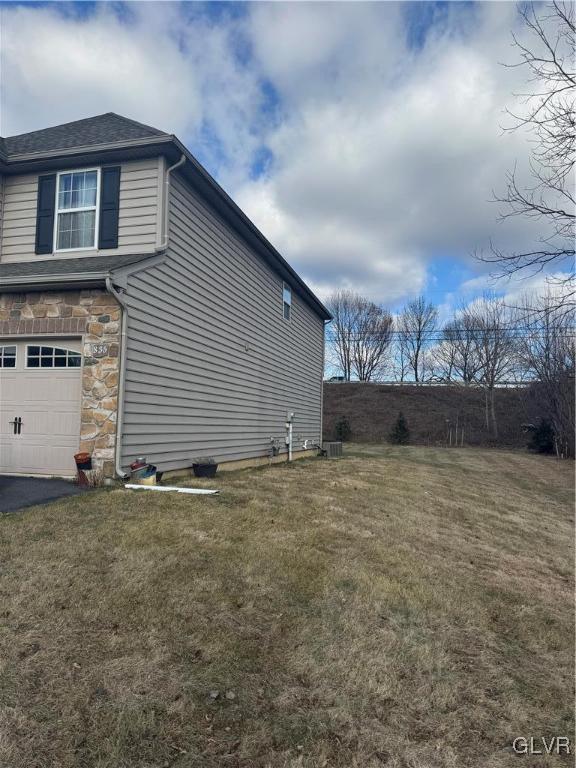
top-left (98, 166), bottom-right (121, 249)
top-left (35, 174), bottom-right (56, 254)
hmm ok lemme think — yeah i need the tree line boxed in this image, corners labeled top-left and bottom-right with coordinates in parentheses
top-left (326, 2), bottom-right (574, 456)
top-left (325, 289), bottom-right (574, 456)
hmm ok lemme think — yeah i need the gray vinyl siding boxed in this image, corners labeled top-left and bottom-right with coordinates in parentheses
top-left (120, 172), bottom-right (324, 470)
top-left (0, 157), bottom-right (161, 262)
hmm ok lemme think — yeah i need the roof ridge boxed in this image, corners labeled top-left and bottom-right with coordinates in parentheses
top-left (2, 113), bottom-right (112, 140)
top-left (3, 112), bottom-right (166, 141)
top-left (104, 112), bottom-right (169, 137)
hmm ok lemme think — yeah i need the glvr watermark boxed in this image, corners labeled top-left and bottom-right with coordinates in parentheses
top-left (512, 736), bottom-right (571, 755)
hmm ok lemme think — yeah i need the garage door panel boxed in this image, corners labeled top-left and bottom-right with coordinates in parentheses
top-left (19, 375), bottom-right (81, 403)
top-left (2, 385), bottom-right (16, 401)
top-left (4, 443), bottom-right (79, 475)
top-left (0, 338), bottom-right (82, 476)
top-left (23, 410), bottom-right (81, 437)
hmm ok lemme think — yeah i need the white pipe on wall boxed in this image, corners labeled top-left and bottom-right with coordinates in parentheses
top-left (285, 411), bottom-right (294, 462)
top-left (106, 277), bottom-right (129, 480)
top-left (156, 153), bottom-right (186, 251)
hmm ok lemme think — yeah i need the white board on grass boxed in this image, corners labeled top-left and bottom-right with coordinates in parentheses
top-left (125, 484), bottom-right (219, 495)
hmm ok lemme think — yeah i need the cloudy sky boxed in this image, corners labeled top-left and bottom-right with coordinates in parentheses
top-left (0, 1), bottom-right (555, 314)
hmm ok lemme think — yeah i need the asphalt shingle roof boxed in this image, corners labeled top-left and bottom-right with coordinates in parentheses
top-left (3, 113), bottom-right (168, 157)
top-left (0, 253), bottom-right (155, 280)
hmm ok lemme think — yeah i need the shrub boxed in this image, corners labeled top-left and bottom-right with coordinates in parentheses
top-left (334, 416), bottom-right (352, 442)
top-left (527, 419), bottom-right (555, 454)
top-left (389, 412), bottom-right (410, 445)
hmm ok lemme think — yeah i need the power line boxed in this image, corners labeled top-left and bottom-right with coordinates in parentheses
top-left (326, 330), bottom-right (575, 340)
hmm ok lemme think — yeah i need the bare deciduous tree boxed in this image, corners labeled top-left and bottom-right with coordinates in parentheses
top-left (466, 297), bottom-right (519, 437)
top-left (397, 296), bottom-right (438, 383)
top-left (518, 290), bottom-right (575, 457)
top-left (482, 1), bottom-right (575, 306)
top-left (326, 290), bottom-right (356, 380)
top-left (392, 322), bottom-right (410, 382)
top-left (432, 336), bottom-right (457, 383)
top-left (326, 290), bottom-right (393, 381)
top-left (435, 311), bottom-right (484, 384)
top-left (352, 302), bottom-right (393, 381)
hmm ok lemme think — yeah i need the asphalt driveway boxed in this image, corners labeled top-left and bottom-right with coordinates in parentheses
top-left (0, 476), bottom-right (90, 513)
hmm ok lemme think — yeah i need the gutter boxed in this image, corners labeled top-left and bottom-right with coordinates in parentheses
top-left (0, 255), bottom-right (161, 293)
top-left (0, 272), bottom-right (107, 290)
top-left (2, 134), bottom-right (171, 165)
top-left (105, 276), bottom-right (129, 480)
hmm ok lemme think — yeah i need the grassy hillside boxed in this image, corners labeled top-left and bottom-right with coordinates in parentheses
top-left (324, 382), bottom-right (539, 447)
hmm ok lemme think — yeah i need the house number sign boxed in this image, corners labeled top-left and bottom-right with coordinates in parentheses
top-left (90, 343), bottom-right (109, 358)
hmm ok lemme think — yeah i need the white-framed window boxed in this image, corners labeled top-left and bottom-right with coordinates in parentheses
top-left (0, 345), bottom-right (16, 368)
top-left (283, 282), bottom-right (292, 321)
top-left (54, 168), bottom-right (100, 251)
top-left (26, 345), bottom-right (82, 369)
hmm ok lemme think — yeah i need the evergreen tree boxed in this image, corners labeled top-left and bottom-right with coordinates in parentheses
top-left (389, 412), bottom-right (410, 445)
top-left (527, 419), bottom-right (555, 455)
top-left (334, 416), bottom-right (352, 442)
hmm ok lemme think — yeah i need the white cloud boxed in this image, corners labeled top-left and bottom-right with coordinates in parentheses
top-left (0, 4), bottom-right (199, 136)
top-left (499, 272), bottom-right (574, 308)
top-left (236, 1), bottom-right (552, 303)
top-left (0, 3), bottom-right (261, 183)
top-left (0, 2), bottom-right (560, 307)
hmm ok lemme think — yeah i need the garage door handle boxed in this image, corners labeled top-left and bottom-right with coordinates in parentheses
top-left (9, 417), bottom-right (22, 435)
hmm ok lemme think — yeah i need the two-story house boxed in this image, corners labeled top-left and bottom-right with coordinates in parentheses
top-left (0, 113), bottom-right (330, 478)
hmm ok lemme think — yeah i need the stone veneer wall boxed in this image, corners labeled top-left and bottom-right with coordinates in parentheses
top-left (0, 289), bottom-right (121, 476)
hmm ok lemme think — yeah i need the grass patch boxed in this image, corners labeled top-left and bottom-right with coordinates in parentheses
top-left (0, 445), bottom-right (573, 767)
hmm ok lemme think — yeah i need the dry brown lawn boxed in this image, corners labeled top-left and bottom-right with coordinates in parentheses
top-left (0, 445), bottom-right (573, 768)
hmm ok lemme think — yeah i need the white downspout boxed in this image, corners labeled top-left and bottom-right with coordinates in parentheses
top-left (106, 276), bottom-right (129, 480)
top-left (285, 412), bottom-right (294, 462)
top-left (156, 153), bottom-right (186, 252)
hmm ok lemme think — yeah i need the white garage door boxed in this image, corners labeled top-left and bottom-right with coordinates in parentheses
top-left (0, 339), bottom-right (82, 476)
